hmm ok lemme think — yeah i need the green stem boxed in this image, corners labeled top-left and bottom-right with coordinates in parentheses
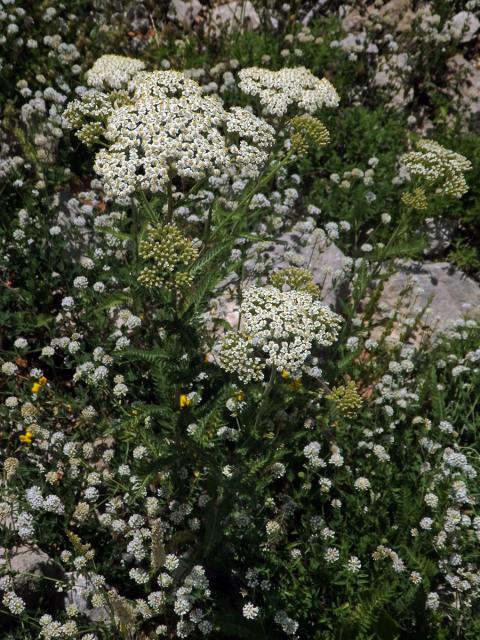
top-left (254, 367), bottom-right (277, 431)
top-left (210, 150), bottom-right (294, 244)
top-left (167, 179), bottom-right (173, 223)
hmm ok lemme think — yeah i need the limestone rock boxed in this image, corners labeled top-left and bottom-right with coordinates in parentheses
top-left (341, 8), bottom-right (364, 33)
top-left (209, 1), bottom-right (260, 34)
top-left (378, 260), bottom-right (480, 337)
top-left (447, 54), bottom-right (480, 115)
top-left (170, 0), bottom-right (203, 28)
top-left (64, 572), bottom-right (110, 622)
top-left (421, 217), bottom-right (457, 258)
top-left (0, 545), bottom-right (64, 610)
top-left (379, 0), bottom-right (414, 31)
top-left (449, 11), bottom-right (480, 43)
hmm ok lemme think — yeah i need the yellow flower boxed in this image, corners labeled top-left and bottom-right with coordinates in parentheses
top-left (281, 371), bottom-right (302, 387)
top-left (234, 391), bottom-right (245, 402)
top-left (179, 394), bottom-right (191, 408)
top-left (31, 383), bottom-right (41, 393)
top-left (19, 431), bottom-right (33, 444)
top-left (38, 376), bottom-right (48, 386)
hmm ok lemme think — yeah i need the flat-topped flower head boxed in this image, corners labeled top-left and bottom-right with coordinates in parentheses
top-left (238, 66), bottom-right (340, 117)
top-left (218, 284), bottom-right (342, 383)
top-left (131, 70), bottom-right (203, 101)
top-left (85, 54), bottom-right (146, 89)
top-left (401, 139), bottom-right (472, 200)
top-left (92, 72), bottom-right (274, 202)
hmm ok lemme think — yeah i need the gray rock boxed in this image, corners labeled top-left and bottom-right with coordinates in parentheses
top-left (0, 545), bottom-right (64, 610)
top-left (378, 0), bottom-right (413, 30)
top-left (64, 572), bottom-right (110, 622)
top-left (260, 229), bottom-right (350, 309)
top-left (449, 11), bottom-right (480, 43)
top-left (209, 0), bottom-right (260, 34)
top-left (170, 0), bottom-right (202, 28)
top-left (378, 260), bottom-right (480, 337)
top-left (447, 54), bottom-right (480, 116)
top-left (421, 217), bottom-right (457, 258)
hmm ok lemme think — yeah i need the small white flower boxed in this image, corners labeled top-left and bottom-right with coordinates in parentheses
top-left (346, 555), bottom-right (361, 573)
top-left (61, 296), bottom-right (75, 308)
top-left (324, 547), bottom-right (340, 563)
top-left (243, 602), bottom-right (259, 620)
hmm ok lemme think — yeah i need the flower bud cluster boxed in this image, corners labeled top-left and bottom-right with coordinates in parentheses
top-left (288, 115), bottom-right (330, 154)
top-left (327, 380), bottom-right (363, 418)
top-left (270, 267), bottom-right (320, 297)
top-left (138, 223), bottom-right (198, 292)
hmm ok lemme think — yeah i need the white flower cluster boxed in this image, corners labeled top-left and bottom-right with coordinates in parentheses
top-left (85, 54), bottom-right (146, 89)
top-left (218, 285), bottom-right (341, 382)
top-left (92, 70), bottom-right (275, 201)
top-left (238, 66), bottom-right (340, 116)
top-left (401, 139), bottom-right (472, 198)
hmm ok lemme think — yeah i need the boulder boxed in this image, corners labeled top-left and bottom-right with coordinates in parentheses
top-left (446, 54), bottom-right (480, 115)
top-left (209, 0), bottom-right (260, 34)
top-left (170, 0), bottom-right (203, 28)
top-left (377, 260), bottom-right (480, 337)
top-left (378, 0), bottom-right (413, 31)
top-left (421, 217), bottom-right (457, 258)
top-left (64, 572), bottom-right (110, 622)
top-left (0, 545), bottom-right (64, 611)
top-left (449, 11), bottom-right (480, 43)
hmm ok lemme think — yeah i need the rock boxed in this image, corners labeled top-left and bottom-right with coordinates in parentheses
top-left (209, 0), bottom-right (260, 34)
top-left (302, 0), bottom-right (329, 26)
top-left (378, 260), bottom-right (480, 337)
top-left (373, 54), bottom-right (413, 109)
top-left (421, 217), bottom-right (457, 258)
top-left (64, 572), bottom-right (110, 622)
top-left (449, 11), bottom-right (480, 43)
top-left (208, 227), bottom-right (350, 330)
top-left (259, 229), bottom-right (350, 309)
top-left (446, 54), bottom-right (480, 115)
top-left (0, 545), bottom-right (64, 610)
top-left (126, 3), bottom-right (151, 34)
top-left (170, 0), bottom-right (202, 28)
top-left (378, 0), bottom-right (413, 31)
top-left (341, 8), bottom-right (364, 33)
